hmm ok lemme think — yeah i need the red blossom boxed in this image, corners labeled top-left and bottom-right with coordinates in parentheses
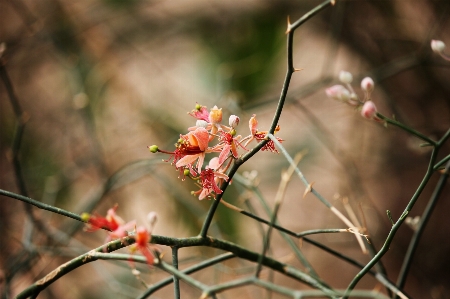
top-left (254, 133), bottom-right (283, 153)
top-left (133, 226), bottom-right (155, 265)
top-left (83, 206), bottom-right (136, 243)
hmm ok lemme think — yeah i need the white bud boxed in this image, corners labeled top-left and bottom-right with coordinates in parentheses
top-left (325, 85), bottom-right (351, 102)
top-left (196, 120), bottom-right (208, 128)
top-left (361, 77), bottom-right (374, 93)
top-left (431, 40), bottom-right (445, 54)
top-left (229, 115), bottom-right (240, 128)
top-left (147, 212), bottom-right (158, 227)
top-left (339, 71), bottom-right (353, 84)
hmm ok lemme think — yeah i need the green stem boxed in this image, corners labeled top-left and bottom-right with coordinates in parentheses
top-left (172, 247), bottom-right (181, 299)
top-left (376, 113), bottom-right (436, 146)
top-left (344, 148), bottom-right (438, 297)
top-left (394, 160), bottom-right (450, 297)
top-left (137, 253), bottom-right (235, 298)
top-left (433, 153), bottom-right (450, 170)
top-left (0, 189), bottom-right (84, 223)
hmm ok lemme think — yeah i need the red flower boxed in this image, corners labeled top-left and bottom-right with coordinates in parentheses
top-left (132, 226), bottom-right (155, 265)
top-left (83, 206), bottom-right (136, 243)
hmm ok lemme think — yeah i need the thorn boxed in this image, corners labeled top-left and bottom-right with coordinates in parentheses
top-left (331, 0), bottom-right (336, 5)
top-left (286, 15), bottom-right (291, 34)
top-left (294, 68), bottom-right (303, 72)
top-left (303, 182), bottom-right (315, 199)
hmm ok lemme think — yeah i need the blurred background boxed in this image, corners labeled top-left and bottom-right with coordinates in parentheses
top-left (1, 0), bottom-right (450, 298)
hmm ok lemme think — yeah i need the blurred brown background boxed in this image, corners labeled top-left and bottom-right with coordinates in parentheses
top-left (1, 0), bottom-right (450, 298)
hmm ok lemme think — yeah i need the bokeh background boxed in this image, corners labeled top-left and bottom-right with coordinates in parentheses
top-left (1, 0), bottom-right (450, 298)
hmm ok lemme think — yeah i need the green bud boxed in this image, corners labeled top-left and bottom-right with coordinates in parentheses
top-left (195, 103), bottom-right (202, 111)
top-left (183, 169), bottom-right (190, 176)
top-left (148, 145), bottom-right (159, 153)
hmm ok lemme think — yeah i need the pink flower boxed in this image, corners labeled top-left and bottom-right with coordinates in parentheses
top-left (188, 105), bottom-right (226, 141)
top-left (216, 130), bottom-right (248, 164)
top-left (188, 103), bottom-right (210, 122)
top-left (193, 158), bottom-right (229, 200)
top-left (242, 114), bottom-right (283, 153)
top-left (175, 127), bottom-right (211, 174)
top-left (361, 101), bottom-right (378, 120)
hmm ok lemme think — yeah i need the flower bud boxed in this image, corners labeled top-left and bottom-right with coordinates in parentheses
top-left (209, 105), bottom-right (222, 124)
top-left (196, 120), bottom-right (208, 128)
top-left (148, 145), bottom-right (159, 153)
top-left (431, 40), bottom-right (445, 54)
top-left (249, 114), bottom-right (258, 135)
top-left (361, 77), bottom-right (374, 93)
top-left (229, 115), bottom-right (240, 128)
top-left (147, 212), bottom-right (158, 227)
top-left (339, 71), bottom-right (353, 84)
top-left (361, 101), bottom-right (377, 120)
top-left (325, 85), bottom-right (351, 102)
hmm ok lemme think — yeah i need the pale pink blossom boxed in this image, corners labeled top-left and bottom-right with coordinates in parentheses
top-left (325, 85), bottom-right (351, 102)
top-left (361, 77), bottom-right (374, 93)
top-left (361, 101), bottom-right (378, 120)
top-left (229, 115), bottom-right (240, 128)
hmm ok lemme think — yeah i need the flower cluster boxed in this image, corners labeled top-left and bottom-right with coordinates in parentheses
top-left (148, 104), bottom-right (283, 200)
top-left (82, 206), bottom-right (158, 265)
top-left (325, 71), bottom-right (379, 121)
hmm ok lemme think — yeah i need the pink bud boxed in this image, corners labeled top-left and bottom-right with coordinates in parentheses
top-left (431, 40), bottom-right (445, 54)
top-left (361, 101), bottom-right (377, 120)
top-left (229, 115), bottom-right (240, 128)
top-left (361, 77), bottom-right (374, 93)
top-left (325, 85), bottom-right (351, 102)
